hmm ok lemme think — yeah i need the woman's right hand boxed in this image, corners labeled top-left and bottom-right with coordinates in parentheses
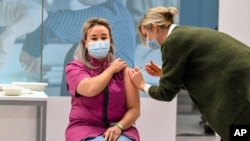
top-left (103, 125), bottom-right (122, 141)
top-left (108, 58), bottom-right (127, 73)
top-left (145, 60), bottom-right (162, 77)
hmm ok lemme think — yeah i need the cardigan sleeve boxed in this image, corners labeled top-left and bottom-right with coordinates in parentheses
top-left (148, 26), bottom-right (196, 101)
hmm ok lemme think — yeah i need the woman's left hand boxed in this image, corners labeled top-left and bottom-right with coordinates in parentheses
top-left (128, 66), bottom-right (146, 91)
top-left (103, 126), bottom-right (122, 141)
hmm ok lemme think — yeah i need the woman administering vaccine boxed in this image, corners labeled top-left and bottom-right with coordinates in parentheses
top-left (128, 6), bottom-right (250, 141)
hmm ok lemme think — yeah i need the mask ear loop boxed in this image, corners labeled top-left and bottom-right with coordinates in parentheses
top-left (82, 39), bottom-right (90, 58)
top-left (146, 31), bottom-right (150, 41)
top-left (146, 25), bottom-right (158, 43)
top-left (151, 24), bottom-right (162, 49)
top-left (146, 24), bottom-right (155, 40)
top-left (143, 24), bottom-right (153, 44)
top-left (150, 23), bottom-right (159, 40)
top-left (82, 39), bottom-right (87, 48)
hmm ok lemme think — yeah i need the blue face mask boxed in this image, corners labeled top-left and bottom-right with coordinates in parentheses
top-left (88, 40), bottom-right (110, 59)
top-left (146, 34), bottom-right (161, 49)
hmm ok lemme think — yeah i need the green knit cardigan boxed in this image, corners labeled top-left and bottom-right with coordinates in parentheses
top-left (148, 26), bottom-right (250, 141)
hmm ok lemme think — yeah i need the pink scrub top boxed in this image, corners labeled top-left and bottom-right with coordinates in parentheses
top-left (65, 59), bottom-right (140, 141)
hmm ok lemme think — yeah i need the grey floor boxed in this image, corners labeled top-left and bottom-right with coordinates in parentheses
top-left (176, 92), bottom-right (221, 141)
top-left (177, 136), bottom-right (220, 141)
top-left (176, 114), bottom-right (221, 141)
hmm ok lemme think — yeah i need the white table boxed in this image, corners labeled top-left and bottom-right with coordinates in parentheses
top-left (0, 92), bottom-right (48, 141)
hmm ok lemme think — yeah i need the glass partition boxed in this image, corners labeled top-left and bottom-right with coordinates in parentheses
top-left (0, 0), bottom-right (180, 97)
top-left (0, 0), bottom-right (45, 83)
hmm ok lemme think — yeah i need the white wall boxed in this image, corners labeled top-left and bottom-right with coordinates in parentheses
top-left (0, 97), bottom-right (177, 141)
top-left (218, 0), bottom-right (250, 46)
top-left (0, 106), bottom-right (36, 141)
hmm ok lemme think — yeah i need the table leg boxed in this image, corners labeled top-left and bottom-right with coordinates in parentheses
top-left (42, 102), bottom-right (47, 141)
top-left (37, 106), bottom-right (42, 141)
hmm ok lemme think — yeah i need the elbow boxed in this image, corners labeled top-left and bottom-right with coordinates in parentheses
top-left (136, 108), bottom-right (141, 119)
top-left (136, 104), bottom-right (141, 119)
top-left (150, 91), bottom-right (176, 102)
top-left (163, 96), bottom-right (176, 101)
top-left (129, 107), bottom-right (140, 119)
top-left (77, 86), bottom-right (99, 97)
top-left (152, 96), bottom-right (175, 102)
top-left (160, 93), bottom-right (176, 101)
top-left (160, 92), bottom-right (176, 101)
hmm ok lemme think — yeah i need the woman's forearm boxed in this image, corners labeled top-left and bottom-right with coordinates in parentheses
top-left (117, 107), bottom-right (140, 130)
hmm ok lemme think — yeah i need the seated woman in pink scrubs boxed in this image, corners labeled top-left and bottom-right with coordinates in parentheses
top-left (65, 17), bottom-right (140, 141)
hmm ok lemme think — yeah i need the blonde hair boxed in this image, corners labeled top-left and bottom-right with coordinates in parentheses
top-left (138, 6), bottom-right (178, 44)
top-left (74, 17), bottom-right (115, 69)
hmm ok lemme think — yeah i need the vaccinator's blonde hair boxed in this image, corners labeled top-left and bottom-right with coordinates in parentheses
top-left (74, 17), bottom-right (115, 69)
top-left (138, 6), bottom-right (178, 44)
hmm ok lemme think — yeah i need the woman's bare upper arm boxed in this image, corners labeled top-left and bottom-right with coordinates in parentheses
top-left (124, 67), bottom-right (140, 109)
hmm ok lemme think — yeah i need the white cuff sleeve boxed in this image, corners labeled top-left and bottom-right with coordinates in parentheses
top-left (143, 83), bottom-right (152, 96)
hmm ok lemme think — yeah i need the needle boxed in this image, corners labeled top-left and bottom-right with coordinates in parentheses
top-left (140, 67), bottom-right (145, 71)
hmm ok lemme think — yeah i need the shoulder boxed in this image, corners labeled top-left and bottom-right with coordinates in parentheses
top-left (123, 67), bottom-right (129, 77)
top-left (67, 60), bottom-right (84, 66)
top-left (172, 26), bottom-right (212, 34)
top-left (66, 60), bottom-right (86, 71)
top-left (123, 67), bottom-right (131, 83)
